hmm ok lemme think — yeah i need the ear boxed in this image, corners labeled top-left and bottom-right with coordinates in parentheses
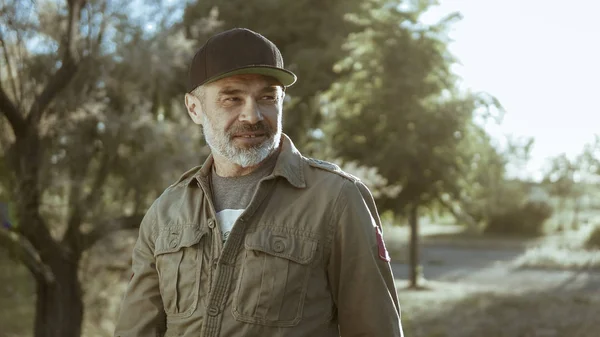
top-left (185, 93), bottom-right (204, 125)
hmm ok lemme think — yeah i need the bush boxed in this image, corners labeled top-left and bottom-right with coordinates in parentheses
top-left (484, 200), bottom-right (554, 236)
top-left (586, 226), bottom-right (600, 250)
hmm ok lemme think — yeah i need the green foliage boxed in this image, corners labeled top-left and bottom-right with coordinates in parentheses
top-left (321, 0), bottom-right (503, 216)
top-left (1, 2), bottom-right (208, 334)
top-left (542, 154), bottom-right (579, 199)
top-left (483, 183), bottom-right (554, 236)
top-left (441, 118), bottom-right (507, 225)
top-left (579, 135), bottom-right (600, 178)
top-left (1, 1), bottom-right (206, 231)
top-left (586, 225), bottom-right (600, 250)
top-left (460, 137), bottom-right (532, 219)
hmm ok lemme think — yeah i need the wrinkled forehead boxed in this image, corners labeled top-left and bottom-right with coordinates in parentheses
top-left (207, 74), bottom-right (284, 95)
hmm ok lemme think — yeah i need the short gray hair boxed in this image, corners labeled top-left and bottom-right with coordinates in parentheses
top-left (191, 85), bottom-right (205, 102)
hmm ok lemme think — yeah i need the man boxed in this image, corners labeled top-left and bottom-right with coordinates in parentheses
top-left (114, 28), bottom-right (403, 337)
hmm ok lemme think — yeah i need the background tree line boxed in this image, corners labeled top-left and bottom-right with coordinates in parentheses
top-left (1, 0), bottom-right (600, 336)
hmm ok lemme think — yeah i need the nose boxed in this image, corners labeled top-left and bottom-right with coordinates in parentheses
top-left (238, 99), bottom-right (263, 124)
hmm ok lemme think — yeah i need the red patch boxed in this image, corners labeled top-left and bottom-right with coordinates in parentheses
top-left (375, 226), bottom-right (391, 262)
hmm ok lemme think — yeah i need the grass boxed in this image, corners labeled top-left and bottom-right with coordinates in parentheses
top-left (0, 234), bottom-right (134, 337)
top-left (512, 221), bottom-right (600, 271)
top-left (513, 245), bottom-right (600, 271)
top-left (397, 280), bottom-right (600, 337)
top-left (586, 225), bottom-right (600, 249)
top-left (0, 254), bottom-right (34, 337)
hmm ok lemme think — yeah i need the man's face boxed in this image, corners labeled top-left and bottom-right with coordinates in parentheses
top-left (185, 74), bottom-right (284, 168)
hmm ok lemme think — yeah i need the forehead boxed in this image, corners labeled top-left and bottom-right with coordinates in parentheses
top-left (207, 74), bottom-right (283, 93)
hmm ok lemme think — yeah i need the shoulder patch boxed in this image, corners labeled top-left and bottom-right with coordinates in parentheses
top-left (306, 158), bottom-right (359, 182)
top-left (171, 165), bottom-right (203, 187)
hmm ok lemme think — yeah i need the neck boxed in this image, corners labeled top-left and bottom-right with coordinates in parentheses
top-left (212, 151), bottom-right (276, 177)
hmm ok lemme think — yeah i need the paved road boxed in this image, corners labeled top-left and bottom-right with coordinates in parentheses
top-left (391, 244), bottom-right (600, 292)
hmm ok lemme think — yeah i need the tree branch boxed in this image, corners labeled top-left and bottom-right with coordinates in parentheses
top-left (0, 227), bottom-right (55, 283)
top-left (81, 214), bottom-right (144, 250)
top-left (15, 191), bottom-right (63, 263)
top-left (95, 3), bottom-right (108, 51)
top-left (26, 0), bottom-right (86, 126)
top-left (15, 25), bottom-right (27, 106)
top-left (0, 81), bottom-right (25, 136)
top-left (63, 150), bottom-right (113, 250)
top-left (0, 32), bottom-right (20, 109)
top-left (83, 151), bottom-right (113, 209)
top-left (435, 194), bottom-right (479, 232)
top-left (85, 2), bottom-right (92, 51)
top-left (11, 134), bottom-right (64, 261)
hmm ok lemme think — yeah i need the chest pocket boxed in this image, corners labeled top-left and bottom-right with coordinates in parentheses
top-left (155, 226), bottom-right (207, 318)
top-left (233, 228), bottom-right (317, 327)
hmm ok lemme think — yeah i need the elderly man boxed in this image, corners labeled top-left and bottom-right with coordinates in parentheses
top-left (114, 28), bottom-right (403, 337)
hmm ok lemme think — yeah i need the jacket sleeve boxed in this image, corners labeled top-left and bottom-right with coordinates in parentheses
top-left (327, 179), bottom-right (404, 337)
top-left (114, 202), bottom-right (166, 337)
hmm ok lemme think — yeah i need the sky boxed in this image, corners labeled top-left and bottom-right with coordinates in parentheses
top-left (421, 0), bottom-right (600, 180)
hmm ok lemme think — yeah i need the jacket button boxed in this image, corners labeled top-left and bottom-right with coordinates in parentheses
top-left (169, 239), bottom-right (178, 248)
top-left (272, 239), bottom-right (285, 253)
top-left (207, 305), bottom-right (219, 316)
top-left (212, 259), bottom-right (218, 269)
top-left (208, 219), bottom-right (215, 229)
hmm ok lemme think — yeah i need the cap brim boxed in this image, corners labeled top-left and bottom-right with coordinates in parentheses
top-left (204, 65), bottom-right (297, 87)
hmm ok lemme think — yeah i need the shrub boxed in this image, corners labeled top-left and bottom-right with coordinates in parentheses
top-left (586, 225), bottom-right (600, 250)
top-left (484, 200), bottom-right (554, 236)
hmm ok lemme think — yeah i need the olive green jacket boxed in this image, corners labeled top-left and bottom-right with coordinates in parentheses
top-left (114, 135), bottom-right (403, 337)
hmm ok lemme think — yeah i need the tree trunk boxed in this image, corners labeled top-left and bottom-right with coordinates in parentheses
top-left (408, 204), bottom-right (420, 288)
top-left (34, 255), bottom-right (84, 337)
top-left (571, 196), bottom-right (581, 230)
top-left (557, 197), bottom-right (567, 232)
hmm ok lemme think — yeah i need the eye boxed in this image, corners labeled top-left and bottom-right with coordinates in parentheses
top-left (261, 95), bottom-right (277, 101)
top-left (224, 96), bottom-right (241, 103)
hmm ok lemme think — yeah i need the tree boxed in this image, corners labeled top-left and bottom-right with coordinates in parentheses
top-left (321, 0), bottom-right (502, 288)
top-left (542, 154), bottom-right (581, 230)
top-left (579, 135), bottom-right (600, 181)
top-left (0, 1), bottom-right (204, 336)
top-left (436, 118), bottom-right (507, 232)
top-left (560, 135), bottom-right (600, 229)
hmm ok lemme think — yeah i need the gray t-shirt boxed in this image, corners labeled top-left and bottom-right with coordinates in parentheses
top-left (210, 153), bottom-right (278, 241)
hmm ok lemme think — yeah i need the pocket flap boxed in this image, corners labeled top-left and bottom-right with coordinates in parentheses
top-left (244, 229), bottom-right (317, 264)
top-left (155, 226), bottom-right (207, 256)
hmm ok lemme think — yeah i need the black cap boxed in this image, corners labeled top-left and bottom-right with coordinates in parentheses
top-left (187, 28), bottom-right (297, 92)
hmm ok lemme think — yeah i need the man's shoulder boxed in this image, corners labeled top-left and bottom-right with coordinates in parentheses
top-left (168, 165), bottom-right (204, 188)
top-left (303, 157), bottom-right (360, 183)
top-left (145, 165), bottom-right (205, 231)
top-left (149, 165), bottom-right (204, 207)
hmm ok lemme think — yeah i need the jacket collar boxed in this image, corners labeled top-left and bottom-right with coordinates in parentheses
top-left (194, 134), bottom-right (306, 189)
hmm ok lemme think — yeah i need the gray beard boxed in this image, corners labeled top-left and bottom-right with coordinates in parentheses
top-left (203, 117), bottom-right (281, 168)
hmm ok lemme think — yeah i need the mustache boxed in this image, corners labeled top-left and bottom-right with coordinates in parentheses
top-left (227, 121), bottom-right (272, 136)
